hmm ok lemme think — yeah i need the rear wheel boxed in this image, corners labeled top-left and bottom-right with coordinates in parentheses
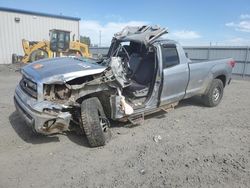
top-left (80, 97), bottom-right (111, 147)
top-left (202, 79), bottom-right (224, 107)
top-left (29, 49), bottom-right (48, 62)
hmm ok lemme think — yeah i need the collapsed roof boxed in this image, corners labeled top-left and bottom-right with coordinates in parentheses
top-left (114, 25), bottom-right (168, 45)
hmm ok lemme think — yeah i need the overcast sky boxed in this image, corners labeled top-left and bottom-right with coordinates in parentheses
top-left (1, 0), bottom-right (250, 46)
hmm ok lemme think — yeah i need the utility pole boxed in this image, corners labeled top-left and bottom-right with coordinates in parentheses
top-left (99, 30), bottom-right (102, 47)
top-left (207, 41), bottom-right (212, 60)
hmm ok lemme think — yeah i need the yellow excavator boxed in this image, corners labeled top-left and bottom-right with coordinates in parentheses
top-left (15, 29), bottom-right (91, 63)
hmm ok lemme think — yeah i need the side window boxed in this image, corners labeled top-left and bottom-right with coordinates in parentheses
top-left (50, 32), bottom-right (57, 42)
top-left (58, 32), bottom-right (64, 42)
top-left (162, 45), bottom-right (180, 68)
top-left (65, 33), bottom-right (70, 43)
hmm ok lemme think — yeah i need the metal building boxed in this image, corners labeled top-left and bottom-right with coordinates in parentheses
top-left (0, 7), bottom-right (80, 64)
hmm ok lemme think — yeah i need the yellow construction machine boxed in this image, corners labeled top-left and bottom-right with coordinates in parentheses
top-left (18, 29), bottom-right (91, 63)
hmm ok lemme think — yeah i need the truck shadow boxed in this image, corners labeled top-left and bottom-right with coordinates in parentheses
top-left (145, 97), bottom-right (205, 120)
top-left (112, 97), bottom-right (205, 128)
top-left (9, 111), bottom-right (89, 147)
top-left (9, 111), bottom-right (60, 144)
top-left (66, 132), bottom-right (89, 147)
top-left (9, 97), bottom-right (204, 146)
top-left (177, 96), bottom-right (205, 108)
top-left (127, 97), bottom-right (204, 122)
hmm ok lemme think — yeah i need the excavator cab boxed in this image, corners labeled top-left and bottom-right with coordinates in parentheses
top-left (49, 29), bottom-right (70, 52)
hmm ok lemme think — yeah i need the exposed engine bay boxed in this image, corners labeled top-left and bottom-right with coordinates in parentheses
top-left (42, 39), bottom-right (158, 114)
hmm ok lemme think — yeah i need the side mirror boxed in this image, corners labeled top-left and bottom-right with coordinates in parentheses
top-left (185, 52), bottom-right (189, 58)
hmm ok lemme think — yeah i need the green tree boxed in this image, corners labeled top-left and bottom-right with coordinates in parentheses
top-left (80, 36), bottom-right (91, 46)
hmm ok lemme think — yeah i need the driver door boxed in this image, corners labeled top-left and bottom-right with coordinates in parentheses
top-left (160, 44), bottom-right (189, 105)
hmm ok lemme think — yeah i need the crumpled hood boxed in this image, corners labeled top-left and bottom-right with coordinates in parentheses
top-left (22, 57), bottom-right (106, 84)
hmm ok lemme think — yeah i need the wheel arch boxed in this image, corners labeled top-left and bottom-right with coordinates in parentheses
top-left (215, 74), bottom-right (226, 87)
top-left (203, 72), bottom-right (227, 95)
top-left (76, 91), bottom-right (113, 118)
top-left (211, 65), bottom-right (228, 88)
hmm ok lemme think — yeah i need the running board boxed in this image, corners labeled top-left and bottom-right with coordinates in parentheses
top-left (160, 102), bottom-right (179, 113)
top-left (128, 113), bottom-right (144, 125)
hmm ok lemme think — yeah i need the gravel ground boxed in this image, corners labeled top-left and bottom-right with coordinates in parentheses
top-left (0, 64), bottom-right (250, 188)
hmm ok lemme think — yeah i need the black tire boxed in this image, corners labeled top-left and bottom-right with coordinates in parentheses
top-left (29, 49), bottom-right (48, 62)
top-left (202, 79), bottom-right (224, 107)
top-left (80, 97), bottom-right (111, 147)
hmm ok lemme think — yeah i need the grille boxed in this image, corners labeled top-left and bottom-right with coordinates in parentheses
top-left (20, 76), bottom-right (37, 99)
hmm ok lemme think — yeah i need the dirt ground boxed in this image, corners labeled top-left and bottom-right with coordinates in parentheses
top-left (0, 64), bottom-right (250, 188)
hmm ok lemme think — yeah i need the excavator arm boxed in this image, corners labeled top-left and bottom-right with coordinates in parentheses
top-left (21, 39), bottom-right (52, 63)
top-left (69, 41), bottom-right (91, 58)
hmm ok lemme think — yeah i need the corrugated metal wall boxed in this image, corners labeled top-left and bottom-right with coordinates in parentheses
top-left (0, 11), bottom-right (79, 64)
top-left (184, 46), bottom-right (250, 76)
top-left (90, 46), bottom-right (250, 76)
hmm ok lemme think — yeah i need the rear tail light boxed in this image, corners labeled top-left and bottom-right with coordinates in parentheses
top-left (228, 60), bottom-right (236, 68)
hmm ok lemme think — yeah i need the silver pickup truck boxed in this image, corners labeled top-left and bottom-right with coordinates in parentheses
top-left (14, 25), bottom-right (235, 147)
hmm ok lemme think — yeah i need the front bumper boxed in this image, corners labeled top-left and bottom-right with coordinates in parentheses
top-left (14, 85), bottom-right (72, 135)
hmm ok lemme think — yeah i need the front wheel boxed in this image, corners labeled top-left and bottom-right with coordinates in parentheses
top-left (80, 97), bottom-right (111, 147)
top-left (202, 79), bottom-right (224, 107)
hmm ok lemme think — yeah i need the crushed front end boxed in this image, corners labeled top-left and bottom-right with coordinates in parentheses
top-left (13, 57), bottom-right (109, 135)
top-left (14, 74), bottom-right (72, 135)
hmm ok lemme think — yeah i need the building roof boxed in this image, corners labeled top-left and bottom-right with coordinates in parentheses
top-left (0, 7), bottom-right (80, 21)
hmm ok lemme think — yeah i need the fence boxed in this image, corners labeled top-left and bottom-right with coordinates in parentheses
top-left (90, 46), bottom-right (250, 76)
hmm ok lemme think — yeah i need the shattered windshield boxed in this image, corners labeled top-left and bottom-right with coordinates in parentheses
top-left (102, 25), bottom-right (167, 66)
top-left (107, 40), bottom-right (146, 57)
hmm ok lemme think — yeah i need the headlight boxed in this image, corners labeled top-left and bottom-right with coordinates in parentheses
top-left (26, 80), bottom-right (37, 91)
top-left (20, 76), bottom-right (38, 99)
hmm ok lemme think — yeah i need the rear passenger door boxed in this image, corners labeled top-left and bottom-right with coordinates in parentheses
top-left (160, 44), bottom-right (189, 105)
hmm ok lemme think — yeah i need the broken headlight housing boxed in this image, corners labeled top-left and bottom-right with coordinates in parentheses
top-left (54, 85), bottom-right (71, 100)
top-left (44, 84), bottom-right (71, 100)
